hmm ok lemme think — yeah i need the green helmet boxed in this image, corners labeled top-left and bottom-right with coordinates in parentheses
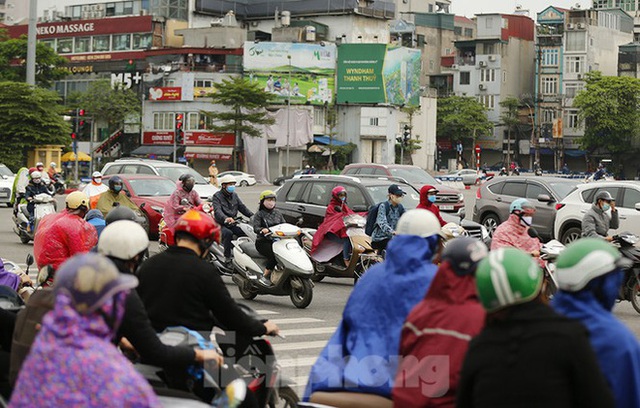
top-left (475, 247), bottom-right (543, 312)
top-left (555, 238), bottom-right (625, 292)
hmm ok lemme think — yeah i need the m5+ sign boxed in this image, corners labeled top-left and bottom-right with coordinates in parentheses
top-left (111, 72), bottom-right (142, 89)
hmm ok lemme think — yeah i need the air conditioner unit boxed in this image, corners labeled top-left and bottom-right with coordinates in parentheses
top-left (479, 84), bottom-right (487, 90)
top-left (577, 22), bottom-right (586, 29)
top-left (451, 64), bottom-right (459, 69)
top-left (567, 23), bottom-right (575, 30)
top-left (479, 61), bottom-right (487, 67)
top-left (488, 55), bottom-right (496, 62)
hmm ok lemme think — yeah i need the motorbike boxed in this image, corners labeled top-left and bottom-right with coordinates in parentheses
top-left (51, 173), bottom-right (66, 195)
top-left (499, 167), bottom-right (508, 176)
top-left (539, 239), bottom-right (564, 299)
top-left (232, 223), bottom-right (315, 309)
top-left (210, 216), bottom-right (254, 277)
top-left (301, 214), bottom-right (383, 284)
top-left (534, 168), bottom-right (543, 176)
top-left (613, 232), bottom-right (640, 314)
top-left (12, 192), bottom-right (56, 244)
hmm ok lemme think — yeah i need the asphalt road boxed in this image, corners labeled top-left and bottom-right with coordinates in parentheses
top-left (2, 183), bottom-right (640, 399)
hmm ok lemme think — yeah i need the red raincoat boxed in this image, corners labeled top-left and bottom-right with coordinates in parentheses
top-left (34, 211), bottom-right (98, 272)
top-left (416, 185), bottom-right (447, 227)
top-left (490, 214), bottom-right (542, 254)
top-left (393, 262), bottom-right (485, 407)
top-left (311, 187), bottom-right (354, 254)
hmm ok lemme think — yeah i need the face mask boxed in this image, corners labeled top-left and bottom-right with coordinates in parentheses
top-left (340, 196), bottom-right (346, 202)
top-left (602, 203), bottom-right (611, 212)
top-left (183, 181), bottom-right (194, 192)
top-left (427, 195), bottom-right (437, 203)
top-left (263, 200), bottom-right (276, 210)
top-left (520, 216), bottom-right (533, 226)
top-left (33, 178), bottom-right (41, 184)
top-left (113, 185), bottom-right (122, 193)
top-left (93, 178), bottom-right (102, 184)
top-left (226, 185), bottom-right (236, 193)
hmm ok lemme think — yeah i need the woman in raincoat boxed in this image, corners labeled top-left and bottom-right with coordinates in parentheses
top-left (311, 186), bottom-right (354, 266)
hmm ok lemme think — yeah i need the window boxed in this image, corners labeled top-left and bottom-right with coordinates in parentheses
top-left (106, 2), bottom-right (116, 16)
top-left (113, 34), bottom-right (131, 51)
top-left (478, 95), bottom-right (495, 109)
top-left (487, 181), bottom-right (504, 194)
top-left (541, 49), bottom-right (559, 66)
top-left (153, 112), bottom-right (174, 130)
top-left (93, 36), bottom-right (110, 52)
top-left (482, 43), bottom-right (494, 54)
top-left (344, 185), bottom-right (366, 209)
top-left (464, 28), bottom-right (473, 37)
top-left (501, 182), bottom-right (527, 197)
top-left (133, 33), bottom-right (152, 49)
top-left (369, 118), bottom-right (379, 126)
top-left (313, 108), bottom-right (325, 127)
top-left (566, 110), bottom-right (580, 129)
top-left (460, 72), bottom-right (470, 85)
top-left (541, 77), bottom-right (558, 94)
top-left (566, 56), bottom-right (585, 74)
top-left (75, 37), bottom-right (91, 53)
top-left (56, 38), bottom-right (73, 54)
top-left (542, 109), bottom-right (557, 124)
top-left (137, 166), bottom-right (155, 175)
top-left (480, 69), bottom-right (496, 82)
top-left (565, 83), bottom-right (585, 98)
top-left (122, 165), bottom-right (141, 174)
top-left (622, 188), bottom-right (640, 208)
top-left (41, 39), bottom-right (54, 49)
top-left (194, 80), bottom-right (213, 88)
top-left (187, 112), bottom-right (210, 130)
top-left (566, 32), bottom-right (586, 51)
top-left (454, 26), bottom-right (462, 35)
top-left (526, 183), bottom-right (547, 200)
top-left (305, 182), bottom-right (335, 205)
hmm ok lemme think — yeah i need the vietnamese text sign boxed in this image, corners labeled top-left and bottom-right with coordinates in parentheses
top-left (148, 87), bottom-right (182, 101)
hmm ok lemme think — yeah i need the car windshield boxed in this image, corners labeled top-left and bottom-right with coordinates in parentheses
top-left (0, 165), bottom-right (13, 177)
top-left (366, 185), bottom-right (421, 209)
top-left (128, 178), bottom-right (176, 196)
top-left (389, 167), bottom-right (438, 185)
top-left (549, 181), bottom-right (579, 199)
top-left (156, 167), bottom-right (208, 184)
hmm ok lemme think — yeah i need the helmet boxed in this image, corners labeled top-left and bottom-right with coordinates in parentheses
top-left (35, 162), bottom-right (44, 168)
top-left (105, 206), bottom-right (137, 225)
top-left (440, 222), bottom-right (468, 241)
top-left (510, 198), bottom-right (535, 214)
top-left (108, 175), bottom-right (123, 191)
top-left (28, 167), bottom-right (37, 175)
top-left (210, 160), bottom-right (216, 164)
top-left (92, 171), bottom-right (102, 179)
top-left (594, 191), bottom-right (613, 203)
top-left (332, 186), bottom-right (346, 199)
top-left (219, 174), bottom-right (236, 185)
top-left (475, 247), bottom-right (543, 312)
top-left (66, 191), bottom-right (90, 210)
top-left (98, 220), bottom-right (149, 261)
top-left (54, 253), bottom-right (137, 314)
top-left (30, 171), bottom-right (42, 180)
top-left (175, 210), bottom-right (221, 244)
top-left (441, 237), bottom-right (488, 276)
top-left (259, 190), bottom-right (276, 201)
top-left (50, 162), bottom-right (56, 167)
top-left (395, 209), bottom-right (441, 238)
top-left (555, 238), bottom-right (628, 291)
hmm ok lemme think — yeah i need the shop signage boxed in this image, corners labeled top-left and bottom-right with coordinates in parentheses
top-left (184, 152), bottom-right (232, 160)
top-left (143, 131), bottom-right (235, 145)
top-left (149, 87), bottom-right (182, 101)
top-left (142, 131), bottom-right (173, 145)
top-left (7, 16), bottom-right (153, 39)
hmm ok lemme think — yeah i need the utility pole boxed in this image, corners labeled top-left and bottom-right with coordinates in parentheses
top-left (286, 55), bottom-right (291, 175)
top-left (26, 0), bottom-right (37, 85)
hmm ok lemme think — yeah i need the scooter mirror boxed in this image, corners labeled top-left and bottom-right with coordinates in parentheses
top-left (26, 254), bottom-right (34, 266)
top-left (457, 208), bottom-right (466, 221)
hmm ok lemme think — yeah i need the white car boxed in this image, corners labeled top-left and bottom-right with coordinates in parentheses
top-left (0, 164), bottom-right (15, 206)
top-left (218, 171), bottom-right (257, 187)
top-left (554, 181), bottom-right (640, 244)
top-left (447, 169), bottom-right (480, 185)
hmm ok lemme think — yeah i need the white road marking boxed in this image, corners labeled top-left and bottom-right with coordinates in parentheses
top-left (270, 317), bottom-right (324, 325)
top-left (279, 327), bottom-right (336, 337)
top-left (272, 340), bottom-right (328, 351)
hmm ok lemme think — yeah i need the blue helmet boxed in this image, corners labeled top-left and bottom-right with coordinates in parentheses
top-left (510, 198), bottom-right (534, 214)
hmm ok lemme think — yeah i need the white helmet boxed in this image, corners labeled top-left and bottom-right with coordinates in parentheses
top-left (395, 209), bottom-right (441, 238)
top-left (98, 220), bottom-right (149, 261)
top-left (219, 174), bottom-right (236, 185)
top-left (30, 171), bottom-right (42, 180)
top-left (50, 162), bottom-right (56, 167)
top-left (36, 162), bottom-right (44, 168)
top-left (92, 171), bottom-right (102, 178)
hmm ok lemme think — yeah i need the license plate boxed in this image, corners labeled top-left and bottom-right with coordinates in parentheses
top-left (439, 205), bottom-right (454, 210)
top-left (0, 193), bottom-right (8, 198)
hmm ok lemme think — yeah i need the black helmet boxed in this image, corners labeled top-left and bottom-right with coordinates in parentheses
top-left (108, 175), bottom-right (123, 192)
top-left (594, 191), bottom-right (613, 203)
top-left (440, 237), bottom-right (488, 276)
top-left (105, 206), bottom-right (137, 225)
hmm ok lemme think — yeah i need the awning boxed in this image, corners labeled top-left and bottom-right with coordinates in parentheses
top-left (184, 146), bottom-right (233, 160)
top-left (313, 135), bottom-right (348, 146)
top-left (564, 149), bottom-right (587, 157)
top-left (61, 151), bottom-right (91, 162)
top-left (130, 145), bottom-right (179, 160)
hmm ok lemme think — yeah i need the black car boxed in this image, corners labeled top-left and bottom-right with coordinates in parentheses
top-left (273, 170), bottom-right (303, 186)
top-left (275, 174), bottom-right (490, 243)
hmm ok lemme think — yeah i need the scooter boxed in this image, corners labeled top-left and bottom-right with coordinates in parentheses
top-left (301, 214), bottom-right (382, 284)
top-left (51, 173), bottom-right (66, 195)
top-left (210, 217), bottom-right (255, 277)
top-left (232, 223), bottom-right (315, 309)
top-left (612, 232), bottom-right (640, 314)
top-left (12, 193), bottom-right (56, 244)
top-left (540, 239), bottom-right (565, 299)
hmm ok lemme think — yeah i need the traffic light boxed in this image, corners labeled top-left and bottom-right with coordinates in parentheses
top-left (403, 125), bottom-right (411, 147)
top-left (175, 113), bottom-right (184, 144)
top-left (125, 59), bottom-right (136, 73)
top-left (71, 132), bottom-right (76, 140)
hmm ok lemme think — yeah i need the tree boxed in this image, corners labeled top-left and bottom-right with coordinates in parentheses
top-left (500, 96), bottom-right (520, 166)
top-left (0, 82), bottom-right (71, 170)
top-left (202, 76), bottom-right (275, 170)
top-left (437, 96), bottom-right (492, 166)
top-left (0, 35), bottom-right (68, 87)
top-left (574, 72), bottom-right (640, 159)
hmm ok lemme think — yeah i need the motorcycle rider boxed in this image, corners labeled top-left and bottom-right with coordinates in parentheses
top-left (416, 185), bottom-right (447, 227)
top-left (491, 198), bottom-right (542, 260)
top-left (457, 247), bottom-right (615, 408)
top-left (553, 238), bottom-right (640, 408)
top-left (163, 174), bottom-right (202, 229)
top-left (23, 171), bottom-right (53, 232)
top-left (304, 209), bottom-right (442, 403)
top-left (252, 190), bottom-right (285, 284)
top-left (85, 209), bottom-right (106, 237)
top-left (593, 163), bottom-right (607, 181)
top-left (10, 253), bottom-right (160, 407)
top-left (393, 237), bottom-right (488, 408)
top-left (210, 174), bottom-right (254, 266)
top-left (311, 186), bottom-right (354, 268)
top-left (370, 184), bottom-right (406, 251)
top-left (11, 167), bottom-right (29, 216)
top-left (34, 162), bottom-right (50, 185)
top-left (96, 175), bottom-right (142, 217)
top-left (46, 162), bottom-right (57, 181)
top-left (33, 191), bottom-right (98, 286)
top-left (82, 171), bottom-right (108, 209)
top-left (582, 190), bottom-right (619, 241)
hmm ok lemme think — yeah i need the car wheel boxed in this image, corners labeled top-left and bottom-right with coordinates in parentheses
top-left (481, 213), bottom-right (500, 237)
top-left (560, 226), bottom-right (582, 245)
top-left (240, 180), bottom-right (248, 187)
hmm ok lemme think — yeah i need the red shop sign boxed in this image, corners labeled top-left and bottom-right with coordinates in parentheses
top-left (142, 131), bottom-right (174, 145)
top-left (7, 16), bottom-right (153, 39)
top-left (184, 132), bottom-right (235, 146)
top-left (184, 153), bottom-right (232, 160)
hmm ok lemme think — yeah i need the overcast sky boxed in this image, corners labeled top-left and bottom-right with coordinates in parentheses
top-left (451, 0), bottom-right (590, 18)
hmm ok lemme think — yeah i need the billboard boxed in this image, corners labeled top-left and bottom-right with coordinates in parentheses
top-left (243, 42), bottom-right (336, 105)
top-left (337, 44), bottom-right (421, 106)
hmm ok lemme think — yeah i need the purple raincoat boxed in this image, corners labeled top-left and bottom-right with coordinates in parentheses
top-left (0, 259), bottom-right (20, 291)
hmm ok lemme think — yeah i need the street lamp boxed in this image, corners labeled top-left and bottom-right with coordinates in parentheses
top-left (286, 55), bottom-right (291, 175)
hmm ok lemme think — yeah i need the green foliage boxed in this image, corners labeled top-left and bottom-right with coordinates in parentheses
top-left (0, 82), bottom-right (71, 170)
top-left (0, 34), bottom-right (67, 87)
top-left (70, 80), bottom-right (141, 133)
top-left (574, 72), bottom-right (640, 154)
top-left (499, 96), bottom-right (520, 128)
top-left (202, 76), bottom-right (275, 138)
top-left (437, 96), bottom-right (493, 142)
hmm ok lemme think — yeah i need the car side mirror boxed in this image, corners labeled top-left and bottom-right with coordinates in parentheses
top-left (537, 194), bottom-right (553, 203)
top-left (139, 202), bottom-right (146, 209)
top-left (457, 208), bottom-right (466, 221)
top-left (26, 254), bottom-right (34, 266)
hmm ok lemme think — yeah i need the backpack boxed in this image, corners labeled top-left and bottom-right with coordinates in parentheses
top-left (364, 201), bottom-right (391, 236)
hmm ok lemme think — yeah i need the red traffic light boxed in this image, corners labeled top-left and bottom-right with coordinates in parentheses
top-left (175, 113), bottom-right (183, 121)
top-left (71, 133), bottom-right (76, 139)
top-left (79, 120), bottom-right (85, 126)
top-left (78, 109), bottom-right (85, 116)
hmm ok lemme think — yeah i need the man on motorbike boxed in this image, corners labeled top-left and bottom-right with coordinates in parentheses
top-left (582, 190), bottom-right (619, 241)
top-left (35, 162), bottom-right (50, 185)
top-left (553, 238), bottom-right (640, 408)
top-left (370, 184), bottom-right (406, 252)
top-left (46, 162), bottom-right (57, 181)
top-left (33, 191), bottom-right (98, 286)
top-left (24, 171), bottom-right (53, 231)
top-left (457, 247), bottom-right (615, 408)
top-left (311, 186), bottom-right (354, 267)
top-left (82, 171), bottom-right (109, 209)
top-left (96, 175), bottom-right (142, 217)
top-left (252, 190), bottom-right (286, 284)
top-left (210, 174), bottom-right (254, 266)
top-left (393, 237), bottom-right (488, 408)
top-left (491, 198), bottom-right (542, 260)
top-left (416, 185), bottom-right (447, 227)
top-left (304, 209), bottom-right (442, 403)
top-left (593, 163), bottom-right (607, 181)
top-left (163, 174), bottom-right (202, 229)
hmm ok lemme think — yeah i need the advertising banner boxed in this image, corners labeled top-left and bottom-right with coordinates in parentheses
top-left (143, 131), bottom-right (235, 146)
top-left (337, 44), bottom-right (421, 106)
top-left (243, 42), bottom-right (336, 105)
top-left (143, 131), bottom-right (173, 145)
top-left (148, 87), bottom-right (182, 101)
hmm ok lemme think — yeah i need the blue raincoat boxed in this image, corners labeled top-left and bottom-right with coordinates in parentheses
top-left (303, 234), bottom-right (439, 400)
top-left (553, 271), bottom-right (640, 408)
